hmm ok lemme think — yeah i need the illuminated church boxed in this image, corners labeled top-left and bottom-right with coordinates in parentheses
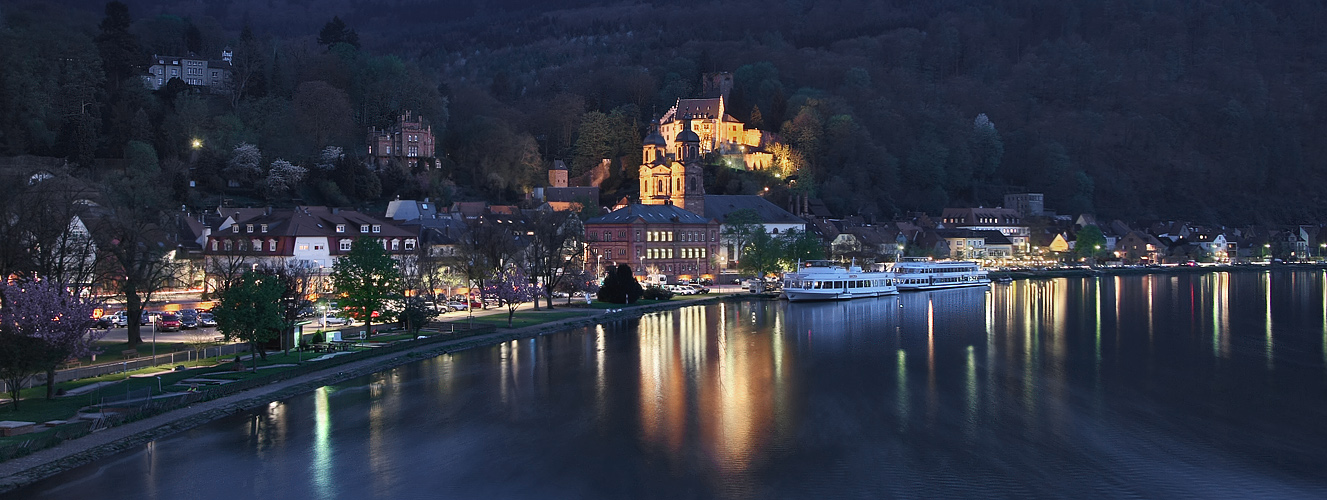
top-left (639, 118), bottom-right (706, 216)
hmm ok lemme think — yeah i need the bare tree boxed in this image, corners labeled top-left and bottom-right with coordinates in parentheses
top-left (456, 217), bottom-right (523, 311)
top-left (204, 248), bottom-right (251, 299)
top-left (523, 210), bottom-right (586, 309)
top-left (257, 261), bottom-right (317, 356)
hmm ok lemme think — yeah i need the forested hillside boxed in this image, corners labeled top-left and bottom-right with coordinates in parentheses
top-left (7, 0), bottom-right (1327, 223)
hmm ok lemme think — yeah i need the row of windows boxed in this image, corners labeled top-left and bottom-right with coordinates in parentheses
top-left (334, 224), bottom-right (380, 234)
top-left (788, 279), bottom-right (894, 290)
top-left (213, 238), bottom-right (414, 252)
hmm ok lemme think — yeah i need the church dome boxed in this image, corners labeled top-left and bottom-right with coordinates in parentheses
top-left (675, 127), bottom-right (700, 143)
top-left (644, 130), bottom-right (667, 147)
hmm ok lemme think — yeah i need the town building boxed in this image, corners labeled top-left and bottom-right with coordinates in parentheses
top-left (1004, 193), bottom-right (1045, 218)
top-left (198, 206), bottom-right (416, 291)
top-left (940, 207), bottom-right (1030, 255)
top-left (142, 51), bottom-right (233, 93)
top-left (367, 111), bottom-right (436, 170)
top-left (584, 204), bottom-right (720, 282)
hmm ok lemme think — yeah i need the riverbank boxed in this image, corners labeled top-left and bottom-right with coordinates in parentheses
top-left (987, 262), bottom-right (1327, 281)
top-left (0, 293), bottom-right (736, 495)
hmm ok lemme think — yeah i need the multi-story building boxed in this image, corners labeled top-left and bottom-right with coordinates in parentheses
top-left (199, 206), bottom-right (416, 290)
top-left (1003, 193), bottom-right (1045, 218)
top-left (142, 50), bottom-right (233, 93)
top-left (584, 204), bottom-right (720, 281)
top-left (367, 110), bottom-right (436, 170)
top-left (940, 207), bottom-right (1031, 255)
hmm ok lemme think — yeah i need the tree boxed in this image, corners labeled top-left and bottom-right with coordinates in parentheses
top-left (524, 210), bottom-right (585, 310)
top-left (214, 271), bottom-right (284, 371)
top-left (293, 81), bottom-right (353, 151)
top-left (597, 263), bottom-right (643, 304)
top-left (0, 279), bottom-right (104, 401)
top-left (456, 217), bottom-right (523, 310)
top-left (95, 1), bottom-right (140, 93)
top-left (555, 267), bottom-right (600, 305)
top-left (96, 142), bottom-right (180, 346)
top-left (778, 228), bottom-right (826, 268)
top-left (483, 267), bottom-right (536, 327)
top-left (738, 228), bottom-right (784, 285)
top-left (265, 159), bottom-right (306, 197)
top-left (0, 331), bottom-right (45, 411)
top-left (331, 237), bottom-right (402, 341)
top-left (317, 16), bottom-right (360, 49)
top-left (226, 143), bottom-right (263, 184)
top-left (1075, 225), bottom-right (1108, 262)
top-left (720, 208), bottom-right (763, 269)
top-left (259, 262), bottom-right (317, 356)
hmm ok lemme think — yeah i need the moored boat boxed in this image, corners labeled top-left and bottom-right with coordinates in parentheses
top-left (781, 260), bottom-right (898, 302)
top-left (889, 259), bottom-right (991, 291)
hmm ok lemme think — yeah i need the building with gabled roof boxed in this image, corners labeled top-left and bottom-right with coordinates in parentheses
top-left (201, 206), bottom-right (415, 272)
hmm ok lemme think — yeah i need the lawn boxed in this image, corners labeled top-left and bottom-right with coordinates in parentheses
top-left (457, 310), bottom-right (592, 329)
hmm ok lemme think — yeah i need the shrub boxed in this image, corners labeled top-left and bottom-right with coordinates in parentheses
top-left (642, 286), bottom-right (674, 300)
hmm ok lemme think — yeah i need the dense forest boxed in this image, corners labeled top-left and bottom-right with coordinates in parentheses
top-left (3, 0), bottom-right (1326, 224)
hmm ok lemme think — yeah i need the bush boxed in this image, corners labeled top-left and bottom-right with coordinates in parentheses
top-left (642, 286), bottom-right (674, 300)
top-left (311, 331), bottom-right (326, 344)
top-left (597, 263), bottom-right (644, 304)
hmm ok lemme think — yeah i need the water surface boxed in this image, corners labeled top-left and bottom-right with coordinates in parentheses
top-left (13, 271), bottom-right (1327, 499)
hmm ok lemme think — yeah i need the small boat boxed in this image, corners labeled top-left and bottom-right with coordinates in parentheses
top-left (889, 259), bottom-right (991, 291)
top-left (781, 260), bottom-right (898, 302)
top-left (995, 276), bottom-right (1013, 284)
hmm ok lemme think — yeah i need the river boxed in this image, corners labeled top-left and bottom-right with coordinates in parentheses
top-left (10, 270), bottom-right (1327, 498)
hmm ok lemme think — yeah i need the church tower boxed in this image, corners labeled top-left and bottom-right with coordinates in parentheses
top-left (639, 119), bottom-right (671, 205)
top-left (673, 117), bottom-right (705, 215)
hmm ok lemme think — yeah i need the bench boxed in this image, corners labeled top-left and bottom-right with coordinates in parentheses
top-left (121, 350), bottom-right (138, 360)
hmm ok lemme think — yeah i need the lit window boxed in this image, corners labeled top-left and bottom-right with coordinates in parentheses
top-left (336, 224), bottom-right (345, 233)
top-left (299, 244), bottom-right (309, 251)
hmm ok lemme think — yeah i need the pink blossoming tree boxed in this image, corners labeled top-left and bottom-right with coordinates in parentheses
top-left (0, 278), bottom-right (104, 403)
top-left (482, 267), bottom-right (537, 327)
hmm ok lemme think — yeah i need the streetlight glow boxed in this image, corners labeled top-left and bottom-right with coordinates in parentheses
top-left (191, 138), bottom-right (203, 149)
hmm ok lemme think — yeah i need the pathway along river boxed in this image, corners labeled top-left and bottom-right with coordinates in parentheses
top-left (11, 271), bottom-right (1327, 498)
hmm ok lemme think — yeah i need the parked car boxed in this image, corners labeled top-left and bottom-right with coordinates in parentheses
top-left (179, 310), bottom-right (198, 329)
top-left (446, 301), bottom-right (469, 311)
top-left (689, 285), bottom-right (711, 294)
top-left (321, 316), bottom-right (348, 326)
top-left (158, 313), bottom-right (181, 332)
top-left (198, 312), bottom-right (217, 327)
top-left (94, 315), bottom-right (115, 329)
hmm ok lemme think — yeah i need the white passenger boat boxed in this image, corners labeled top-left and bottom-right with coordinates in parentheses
top-left (781, 260), bottom-right (898, 302)
top-left (889, 259), bottom-right (991, 291)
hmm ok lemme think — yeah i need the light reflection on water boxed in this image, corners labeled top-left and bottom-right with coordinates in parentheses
top-left (10, 271), bottom-right (1327, 499)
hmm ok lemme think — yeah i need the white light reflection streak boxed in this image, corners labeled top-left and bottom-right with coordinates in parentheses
top-left (964, 345), bottom-right (977, 439)
top-left (896, 350), bottom-right (908, 432)
top-left (595, 325), bottom-right (606, 422)
top-left (1266, 273), bottom-right (1274, 371)
top-left (312, 387), bottom-right (332, 500)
